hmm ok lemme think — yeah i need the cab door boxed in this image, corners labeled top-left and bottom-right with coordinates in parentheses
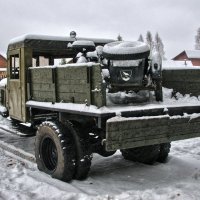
top-left (7, 49), bottom-right (23, 121)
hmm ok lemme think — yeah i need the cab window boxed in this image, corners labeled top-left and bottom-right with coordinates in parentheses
top-left (10, 54), bottom-right (20, 79)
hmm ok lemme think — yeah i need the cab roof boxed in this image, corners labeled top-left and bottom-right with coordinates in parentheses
top-left (8, 34), bottom-right (115, 58)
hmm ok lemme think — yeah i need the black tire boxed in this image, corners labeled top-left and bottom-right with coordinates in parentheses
top-left (157, 143), bottom-right (171, 163)
top-left (155, 80), bottom-right (163, 102)
top-left (121, 145), bottom-right (160, 164)
top-left (67, 122), bottom-right (92, 180)
top-left (103, 41), bottom-right (150, 60)
top-left (35, 121), bottom-right (76, 182)
top-left (88, 127), bottom-right (116, 157)
top-left (95, 143), bottom-right (116, 157)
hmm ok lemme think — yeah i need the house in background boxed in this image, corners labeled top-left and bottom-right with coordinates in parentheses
top-left (172, 50), bottom-right (200, 66)
top-left (0, 54), bottom-right (7, 80)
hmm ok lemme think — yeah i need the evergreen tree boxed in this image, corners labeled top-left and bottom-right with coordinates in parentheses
top-left (138, 34), bottom-right (144, 42)
top-left (195, 27), bottom-right (200, 50)
top-left (146, 31), bottom-right (153, 51)
top-left (154, 32), bottom-right (166, 60)
top-left (117, 34), bottom-right (123, 41)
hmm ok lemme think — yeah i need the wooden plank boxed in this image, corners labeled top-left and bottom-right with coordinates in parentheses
top-left (58, 84), bottom-right (89, 93)
top-left (30, 68), bottom-right (56, 102)
top-left (30, 68), bottom-right (53, 83)
top-left (163, 70), bottom-right (200, 83)
top-left (57, 79), bottom-right (87, 85)
top-left (29, 64), bottom-right (107, 107)
top-left (58, 92), bottom-right (88, 103)
top-left (57, 65), bottom-right (91, 105)
top-left (162, 69), bottom-right (200, 96)
top-left (107, 132), bottom-right (200, 150)
top-left (31, 83), bottom-right (55, 91)
top-left (57, 67), bottom-right (88, 80)
top-left (32, 90), bottom-right (55, 101)
top-left (91, 65), bottom-right (106, 108)
top-left (107, 116), bottom-right (170, 132)
top-left (106, 115), bottom-right (200, 151)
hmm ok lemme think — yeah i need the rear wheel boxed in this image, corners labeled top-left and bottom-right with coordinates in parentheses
top-left (121, 145), bottom-right (160, 164)
top-left (35, 121), bottom-right (76, 182)
top-left (66, 122), bottom-right (92, 180)
top-left (157, 143), bottom-right (171, 163)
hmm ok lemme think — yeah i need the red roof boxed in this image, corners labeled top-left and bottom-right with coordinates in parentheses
top-left (0, 54), bottom-right (7, 68)
top-left (173, 50), bottom-right (200, 60)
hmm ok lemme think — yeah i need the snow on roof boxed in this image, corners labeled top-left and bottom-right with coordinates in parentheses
top-left (185, 50), bottom-right (200, 59)
top-left (9, 34), bottom-right (115, 45)
top-left (9, 34), bottom-right (74, 44)
top-left (162, 60), bottom-right (196, 70)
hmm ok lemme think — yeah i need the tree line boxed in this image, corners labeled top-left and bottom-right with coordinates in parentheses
top-left (195, 27), bottom-right (200, 50)
top-left (118, 31), bottom-right (166, 60)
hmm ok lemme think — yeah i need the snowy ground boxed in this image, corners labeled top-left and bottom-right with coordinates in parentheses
top-left (1, 88), bottom-right (200, 200)
top-left (1, 138), bottom-right (200, 200)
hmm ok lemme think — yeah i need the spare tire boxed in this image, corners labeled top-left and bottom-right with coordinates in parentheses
top-left (103, 41), bottom-right (150, 60)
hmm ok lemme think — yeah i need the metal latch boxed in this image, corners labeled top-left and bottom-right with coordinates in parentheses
top-left (91, 87), bottom-right (101, 93)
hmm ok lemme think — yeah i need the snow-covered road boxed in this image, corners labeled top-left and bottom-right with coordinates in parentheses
top-left (1, 138), bottom-right (200, 200)
top-left (1, 87), bottom-right (200, 199)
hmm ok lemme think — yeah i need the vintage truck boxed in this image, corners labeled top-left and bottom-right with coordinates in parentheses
top-left (1, 32), bottom-right (200, 182)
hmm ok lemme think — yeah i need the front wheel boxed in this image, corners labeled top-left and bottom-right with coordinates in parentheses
top-left (35, 121), bottom-right (76, 182)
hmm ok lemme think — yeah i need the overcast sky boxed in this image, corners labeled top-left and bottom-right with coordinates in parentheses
top-left (0, 0), bottom-right (199, 59)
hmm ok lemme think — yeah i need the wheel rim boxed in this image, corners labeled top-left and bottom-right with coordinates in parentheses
top-left (41, 137), bottom-right (58, 171)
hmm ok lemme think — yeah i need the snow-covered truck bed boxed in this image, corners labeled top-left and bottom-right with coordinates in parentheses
top-left (26, 97), bottom-right (200, 151)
